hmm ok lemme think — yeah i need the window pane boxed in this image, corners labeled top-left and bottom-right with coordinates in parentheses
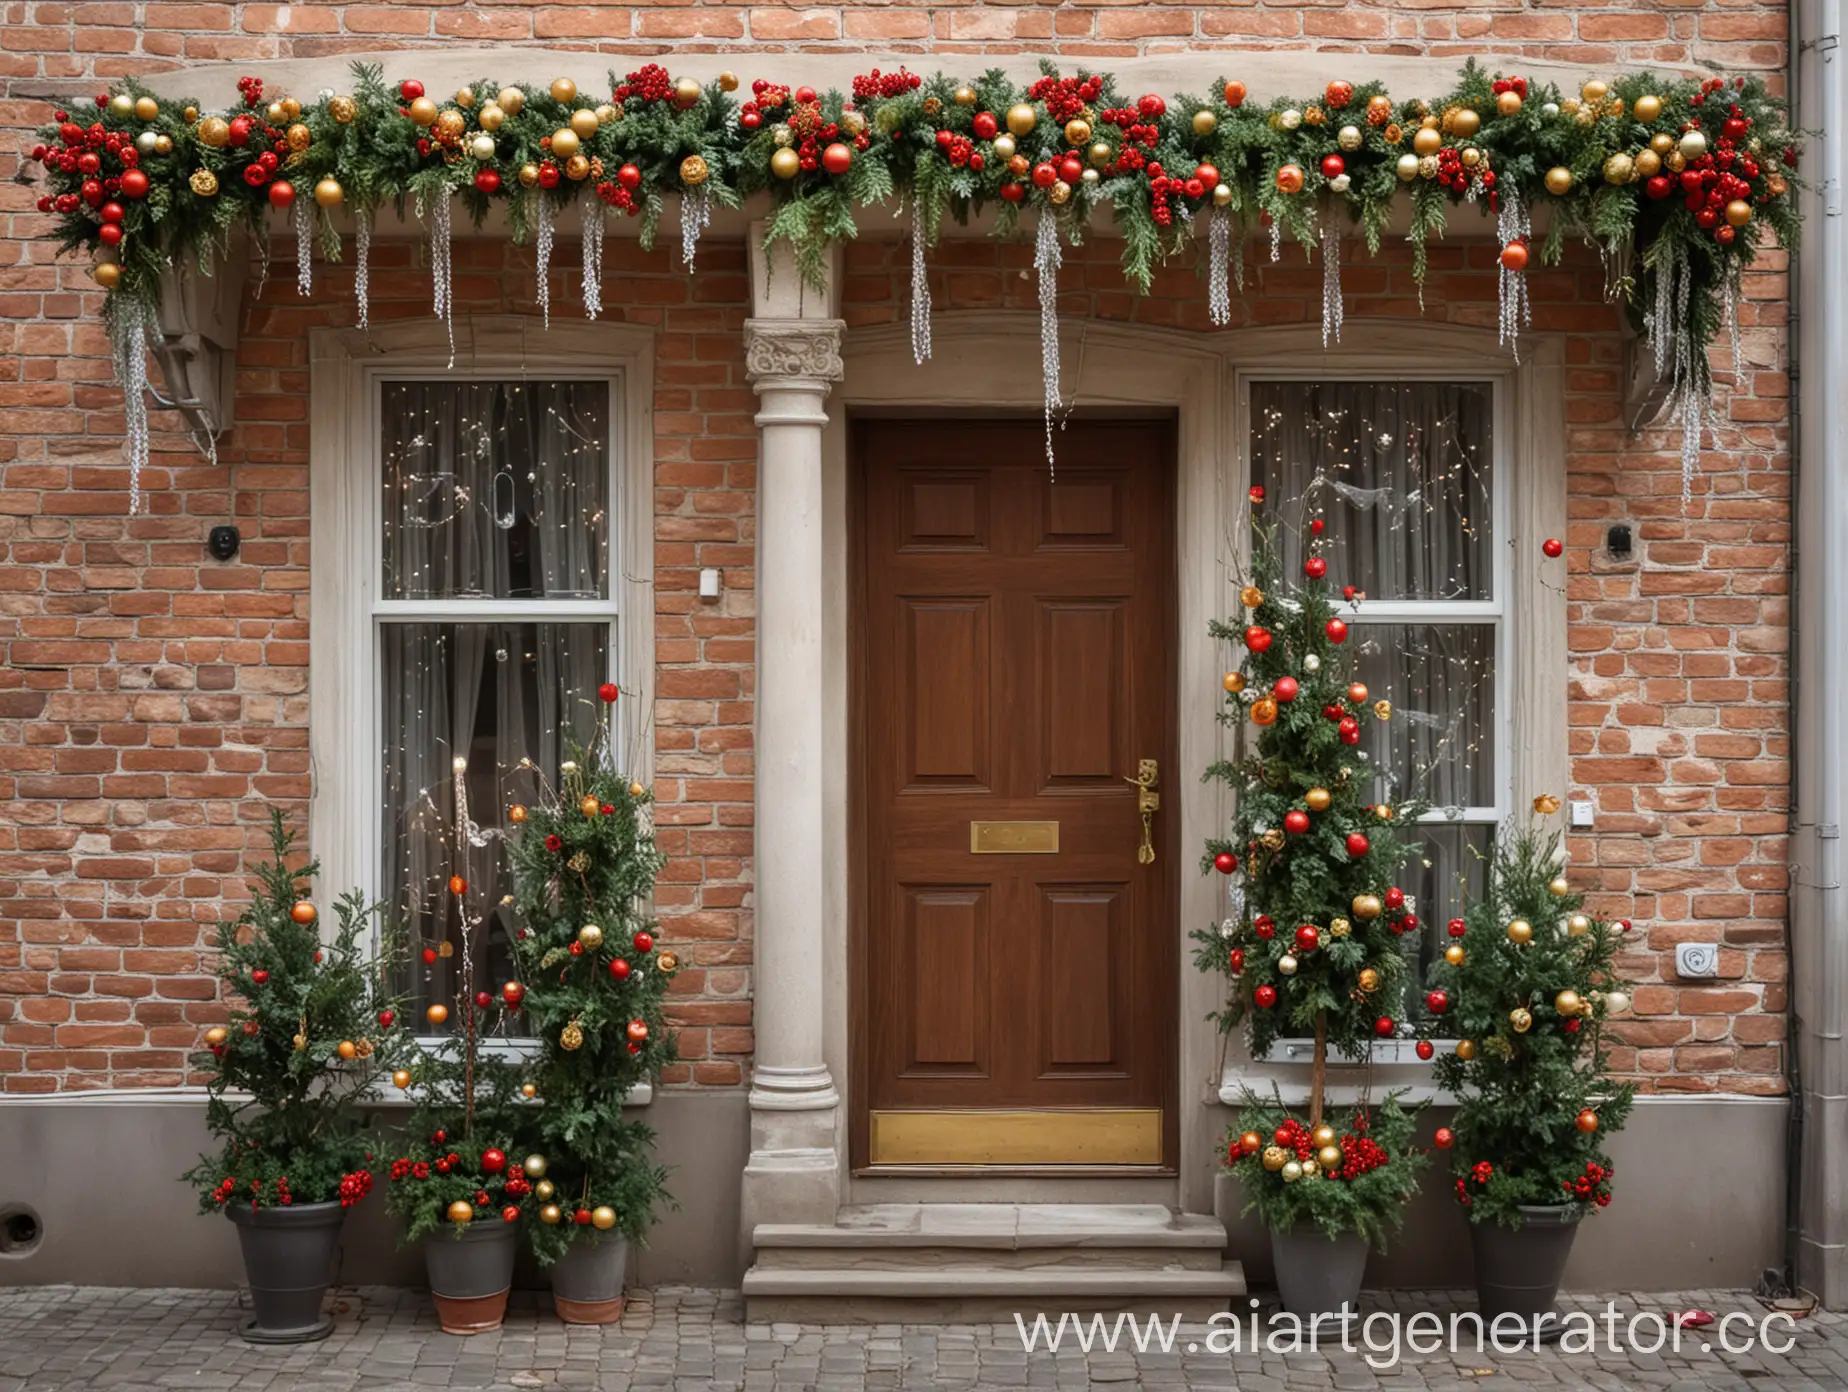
top-left (1349, 622), bottom-right (1497, 811)
top-left (1400, 821), bottom-right (1495, 1031)
top-left (381, 621), bottom-right (609, 1019)
top-left (381, 380), bottom-right (610, 600)
top-left (1250, 381), bottom-right (1493, 601)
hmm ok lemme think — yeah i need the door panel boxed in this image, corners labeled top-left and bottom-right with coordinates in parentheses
top-left (854, 418), bottom-right (1177, 1166)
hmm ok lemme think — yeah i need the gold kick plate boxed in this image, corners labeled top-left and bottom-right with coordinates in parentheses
top-left (969, 820), bottom-right (1060, 854)
top-left (870, 1108), bottom-right (1163, 1166)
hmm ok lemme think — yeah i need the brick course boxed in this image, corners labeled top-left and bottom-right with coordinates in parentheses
top-left (0, 2), bottom-right (1791, 1098)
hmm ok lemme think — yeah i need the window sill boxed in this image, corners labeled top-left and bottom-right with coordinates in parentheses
top-left (364, 1036), bottom-right (654, 1108)
top-left (1219, 1039), bottom-right (1455, 1109)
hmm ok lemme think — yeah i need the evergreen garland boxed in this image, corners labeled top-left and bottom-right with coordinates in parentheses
top-left (1224, 1093), bottom-right (1427, 1247)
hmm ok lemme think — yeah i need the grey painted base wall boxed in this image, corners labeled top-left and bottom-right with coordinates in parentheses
top-left (0, 1091), bottom-right (751, 1291)
top-left (1216, 1096), bottom-right (1789, 1292)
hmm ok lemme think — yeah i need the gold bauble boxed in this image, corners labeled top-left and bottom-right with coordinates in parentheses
top-left (569, 108), bottom-right (599, 139)
top-left (712, 71), bottom-right (736, 94)
top-left (628, 782), bottom-right (646, 799)
top-left (674, 76), bottom-right (702, 109)
top-left (182, 105), bottom-right (197, 122)
top-left (993, 134), bottom-right (1017, 160)
top-left (1548, 875), bottom-right (1571, 897)
top-left (198, 116), bottom-right (231, 148)
top-left (593, 104), bottom-right (617, 127)
top-left (1666, 150), bottom-right (1687, 173)
top-left (1261, 1145), bottom-right (1288, 1171)
top-left (550, 77), bottom-right (578, 105)
top-left (1374, 803), bottom-right (1394, 821)
top-left (1338, 124), bottom-right (1362, 153)
top-left (549, 128), bottom-right (581, 160)
top-left (1305, 787), bottom-right (1332, 812)
top-left (1276, 953), bottom-right (1298, 976)
top-left (478, 103), bottom-right (504, 132)
top-left (840, 110), bottom-right (866, 138)
top-left (591, 1205), bottom-right (617, 1230)
top-left (469, 133), bottom-right (496, 160)
top-left (128, 95), bottom-right (158, 122)
top-left (409, 96), bottom-right (439, 127)
top-left (203, 1025), bottom-right (229, 1046)
top-left (1506, 919), bottom-right (1534, 945)
top-left (1064, 118), bottom-right (1092, 146)
top-left (578, 923), bottom-right (604, 950)
top-left (1311, 1124), bottom-right (1336, 1147)
top-left (1556, 989), bottom-right (1583, 1017)
top-left (1679, 129), bottom-right (1708, 161)
top-left (518, 163), bottom-right (540, 188)
top-left (680, 154), bottom-right (709, 187)
top-left (539, 1203), bottom-right (562, 1225)
top-left (1419, 154), bottom-right (1440, 179)
top-left (1280, 1160), bottom-right (1303, 1183)
top-left (280, 96), bottom-right (301, 119)
top-left (1726, 199), bottom-right (1753, 228)
top-left (1635, 149), bottom-right (1661, 178)
top-left (1352, 893), bottom-right (1383, 920)
top-left (1510, 1007), bottom-right (1533, 1034)
top-left (1634, 93), bottom-right (1663, 123)
top-left (535, 1178), bottom-right (555, 1199)
top-left (1358, 967), bottom-right (1381, 992)
top-left (580, 794), bottom-right (601, 817)
top-left (498, 87), bottom-right (525, 115)
top-left (1497, 90), bottom-right (1523, 116)
top-left (438, 940), bottom-right (454, 958)
top-left (1451, 107), bottom-right (1480, 138)
top-left (1650, 132), bottom-right (1675, 155)
top-left (285, 122), bottom-right (312, 152)
top-left (1602, 153), bottom-right (1634, 185)
top-left (1444, 944), bottom-right (1465, 966)
top-left (1317, 1144), bottom-right (1342, 1171)
top-left (1006, 102), bottom-right (1037, 137)
top-left (561, 1020), bottom-right (584, 1051)
top-left (1462, 147), bottom-right (1483, 170)
top-left (565, 154), bottom-right (590, 182)
top-left (1544, 166), bottom-right (1573, 196)
top-left (1329, 917), bottom-right (1351, 938)
top-left (657, 951), bottom-right (679, 972)
top-left (1239, 584), bottom-right (1264, 608)
top-left (153, 134), bottom-right (173, 154)
top-left (435, 109), bottom-right (467, 143)
top-left (1261, 829), bottom-right (1286, 852)
top-left (447, 1200), bottom-right (474, 1224)
top-left (1456, 1039), bottom-right (1477, 1060)
top-left (189, 168), bottom-right (219, 197)
top-left (1191, 109), bottom-right (1217, 137)
top-left (453, 87), bottom-right (475, 108)
top-left (521, 1082), bottom-right (537, 1099)
top-left (1048, 180), bottom-right (1072, 206)
top-left (771, 147), bottom-right (801, 180)
top-left (1374, 699), bottom-right (1392, 720)
top-left (1582, 80), bottom-right (1609, 105)
top-left (1411, 126), bottom-right (1443, 157)
top-left (393, 1068), bottom-right (413, 1089)
top-left (524, 1153), bottom-right (548, 1178)
top-left (1223, 671), bottom-right (1246, 694)
top-left (1568, 914), bottom-right (1592, 937)
top-left (330, 95), bottom-right (357, 124)
top-left (264, 99), bottom-right (286, 124)
top-left (1396, 153), bottom-right (1421, 182)
top-left (313, 177), bottom-right (343, 208)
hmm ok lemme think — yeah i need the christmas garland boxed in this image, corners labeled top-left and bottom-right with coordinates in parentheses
top-left (29, 58), bottom-right (1799, 503)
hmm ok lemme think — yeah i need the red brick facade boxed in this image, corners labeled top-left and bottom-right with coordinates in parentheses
top-left (0, 4), bottom-right (1790, 1098)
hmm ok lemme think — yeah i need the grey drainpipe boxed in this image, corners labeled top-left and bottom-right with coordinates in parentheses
top-left (1792, 0), bottom-right (1847, 1309)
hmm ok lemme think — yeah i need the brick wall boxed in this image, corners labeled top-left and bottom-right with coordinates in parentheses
top-left (0, 2), bottom-right (1790, 1095)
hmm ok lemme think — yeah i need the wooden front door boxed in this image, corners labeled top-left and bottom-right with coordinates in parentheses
top-left (852, 418), bottom-right (1178, 1168)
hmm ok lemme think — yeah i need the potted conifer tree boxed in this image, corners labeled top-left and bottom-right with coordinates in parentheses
top-left (1424, 820), bottom-right (1637, 1335)
top-left (506, 694), bottom-right (674, 1325)
top-left (183, 812), bottom-right (404, 1344)
top-left (1198, 500), bottom-right (1428, 1317)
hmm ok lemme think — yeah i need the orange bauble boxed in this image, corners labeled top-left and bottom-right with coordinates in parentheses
top-left (1347, 682), bottom-right (1369, 704)
top-left (580, 795), bottom-right (601, 817)
top-left (1223, 80), bottom-right (1246, 109)
top-left (1575, 1109), bottom-right (1600, 1134)
top-left (1250, 697), bottom-right (1279, 726)
top-left (1275, 163), bottom-right (1305, 195)
top-left (290, 900), bottom-right (316, 925)
top-left (427, 1003), bottom-right (449, 1025)
top-left (448, 874), bottom-right (468, 895)
top-left (1499, 241), bottom-right (1529, 272)
top-left (508, 804), bottom-right (527, 823)
top-left (1238, 1130), bottom-right (1262, 1155)
top-left (626, 1019), bottom-right (649, 1043)
top-left (337, 1040), bottom-right (357, 1060)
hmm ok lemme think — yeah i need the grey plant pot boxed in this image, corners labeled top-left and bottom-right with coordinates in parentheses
top-left (424, 1220), bottom-right (520, 1335)
top-left (1468, 1203), bottom-right (1585, 1339)
top-left (550, 1234), bottom-right (631, 1324)
top-left (1269, 1225), bottom-right (1369, 1319)
top-left (225, 1200), bottom-right (346, 1344)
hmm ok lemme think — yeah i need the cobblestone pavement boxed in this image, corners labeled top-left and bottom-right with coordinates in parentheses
top-left (1, 1285), bottom-right (1844, 1391)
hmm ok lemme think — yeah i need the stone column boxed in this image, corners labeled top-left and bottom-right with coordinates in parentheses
top-left (740, 228), bottom-right (844, 1241)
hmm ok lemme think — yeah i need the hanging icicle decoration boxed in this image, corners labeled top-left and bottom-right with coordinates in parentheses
top-left (582, 200), bottom-right (605, 322)
top-left (1724, 261), bottom-right (1745, 384)
top-left (534, 194), bottom-right (555, 331)
top-left (1645, 243), bottom-right (1706, 506)
top-left (293, 197), bottom-right (313, 299)
top-left (909, 203), bottom-right (933, 364)
top-left (354, 205), bottom-right (372, 330)
top-left (1269, 216), bottom-right (1283, 264)
top-left (1319, 221), bottom-right (1344, 347)
top-left (1207, 206), bottom-right (1232, 327)
top-left (1034, 213), bottom-right (1064, 475)
top-left (428, 191), bottom-right (455, 368)
top-left (106, 294), bottom-right (154, 515)
top-left (1495, 188), bottom-right (1532, 362)
top-left (680, 184), bottom-right (711, 272)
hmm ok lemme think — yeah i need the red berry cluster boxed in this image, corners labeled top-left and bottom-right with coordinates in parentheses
top-left (1432, 147), bottom-right (1496, 206)
top-left (1272, 1118), bottom-right (1318, 1164)
top-left (739, 80), bottom-right (789, 132)
top-left (932, 129), bottom-right (982, 171)
top-left (1561, 1158), bottom-right (1614, 1208)
top-left (1489, 76), bottom-right (1529, 100)
top-left (612, 64), bottom-right (674, 106)
top-left (431, 1150), bottom-right (464, 1175)
top-left (503, 1173), bottom-right (531, 1199)
top-left (337, 1169), bottom-right (373, 1208)
top-left (1027, 74), bottom-right (1104, 124)
top-left (595, 163), bottom-right (643, 216)
top-left (1334, 1132), bottom-right (1389, 1181)
top-left (1099, 106), bottom-right (1161, 178)
top-left (851, 68), bottom-right (921, 102)
top-left (1453, 1159), bottom-right (1495, 1206)
top-left (236, 74), bottom-right (265, 109)
top-left (388, 1158), bottom-right (433, 1181)
top-left (32, 116), bottom-right (145, 220)
top-left (211, 1175), bottom-right (237, 1205)
top-left (275, 1175), bottom-right (293, 1206)
top-left (788, 99), bottom-right (839, 174)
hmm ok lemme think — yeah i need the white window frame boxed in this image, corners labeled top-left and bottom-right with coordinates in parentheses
top-left (1220, 330), bottom-right (1567, 1105)
top-left (308, 317), bottom-right (656, 1081)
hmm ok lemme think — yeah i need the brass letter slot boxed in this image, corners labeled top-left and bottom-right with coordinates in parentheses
top-left (969, 820), bottom-right (1060, 854)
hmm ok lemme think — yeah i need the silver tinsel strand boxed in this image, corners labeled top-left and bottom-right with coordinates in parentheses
top-left (1496, 188), bottom-right (1532, 362)
top-left (680, 185), bottom-right (711, 271)
top-left (429, 192), bottom-right (455, 368)
top-left (355, 206), bottom-right (372, 330)
top-left (1269, 216), bottom-right (1282, 264)
top-left (582, 200), bottom-right (604, 322)
top-left (107, 297), bottom-right (155, 514)
top-left (1645, 243), bottom-right (1706, 505)
top-left (909, 203), bottom-right (933, 364)
top-left (1207, 207), bottom-right (1231, 327)
top-left (1034, 214), bottom-right (1064, 475)
top-left (535, 195), bottom-right (555, 331)
top-left (293, 197), bottom-right (313, 298)
top-left (1319, 221), bottom-right (1343, 346)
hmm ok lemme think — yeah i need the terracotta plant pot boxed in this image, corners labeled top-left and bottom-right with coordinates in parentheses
top-left (1468, 1203), bottom-right (1583, 1339)
top-left (550, 1234), bottom-right (630, 1324)
top-left (1269, 1225), bottom-right (1369, 1319)
top-left (424, 1220), bottom-right (519, 1335)
top-left (225, 1200), bottom-right (346, 1343)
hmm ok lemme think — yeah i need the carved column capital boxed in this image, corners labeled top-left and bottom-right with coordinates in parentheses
top-left (744, 317), bottom-right (845, 386)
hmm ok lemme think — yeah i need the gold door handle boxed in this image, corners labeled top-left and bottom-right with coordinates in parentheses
top-left (1126, 759), bottom-right (1159, 865)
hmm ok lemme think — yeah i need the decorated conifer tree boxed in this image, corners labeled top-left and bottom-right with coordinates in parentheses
top-left (1198, 497), bottom-right (1429, 1255)
top-left (1425, 820), bottom-right (1637, 1222)
top-left (183, 811), bottom-right (403, 1214)
top-left (505, 690), bottom-right (674, 1265)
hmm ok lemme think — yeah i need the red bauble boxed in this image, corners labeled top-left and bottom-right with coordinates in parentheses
top-left (378, 1010), bottom-right (395, 1029)
top-left (1425, 989), bottom-right (1449, 1014)
top-left (1319, 154), bottom-right (1345, 180)
top-left (1646, 175), bottom-right (1673, 200)
top-left (501, 980), bottom-right (524, 1007)
top-left (1447, 917), bottom-right (1467, 938)
top-left (400, 79), bottom-right (425, 101)
top-left (422, 947), bottom-right (438, 964)
top-left (1295, 924), bottom-right (1319, 951)
top-left (502, 1205), bottom-right (522, 1224)
top-left (633, 931), bottom-right (654, 953)
top-left (1271, 676), bottom-right (1299, 703)
top-left (794, 86), bottom-right (817, 104)
top-left (617, 163), bottom-right (642, 190)
top-left (99, 201), bottom-right (124, 224)
top-left (98, 223), bottom-right (123, 246)
top-left (973, 112), bottom-right (998, 140)
top-left (1194, 163), bottom-right (1219, 190)
top-left (1254, 984), bottom-right (1277, 1008)
top-left (1249, 485), bottom-right (1266, 504)
top-left (1325, 618), bottom-right (1348, 643)
top-left (1229, 948), bottom-right (1244, 972)
top-left (740, 110), bottom-right (762, 130)
top-left (1374, 1016), bottom-right (1395, 1038)
top-left (574, 1208), bottom-right (592, 1225)
top-left (1254, 916), bottom-right (1276, 939)
top-left (569, 941), bottom-right (584, 956)
top-left (118, 168), bottom-right (149, 200)
top-left (1060, 156), bottom-right (1084, 185)
top-left (1434, 1126), bottom-right (1454, 1149)
top-left (1338, 717), bottom-right (1360, 744)
top-left (1213, 851), bottom-right (1237, 874)
top-left (1031, 162), bottom-right (1057, 188)
top-left (1346, 832), bottom-right (1370, 857)
top-left (251, 969), bottom-right (269, 985)
top-left (474, 990), bottom-right (493, 1009)
top-left (474, 169), bottom-right (501, 194)
top-left (1384, 887), bottom-right (1405, 911)
top-left (822, 142), bottom-right (853, 175)
top-left (1542, 537), bottom-right (1564, 558)
top-left (1000, 182), bottom-right (1024, 203)
top-left (1325, 81), bottom-right (1354, 109)
top-left (1304, 556), bottom-right (1327, 579)
top-left (598, 681), bottom-right (619, 703)
top-left (267, 180), bottom-right (295, 209)
top-left (481, 1148), bottom-right (506, 1173)
top-left (539, 162), bottom-right (560, 189)
top-left (1415, 1039), bottom-right (1435, 1061)
top-left (609, 957), bottom-right (631, 981)
top-left (1244, 625), bottom-right (1272, 653)
top-left (1283, 810), bottom-right (1311, 835)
